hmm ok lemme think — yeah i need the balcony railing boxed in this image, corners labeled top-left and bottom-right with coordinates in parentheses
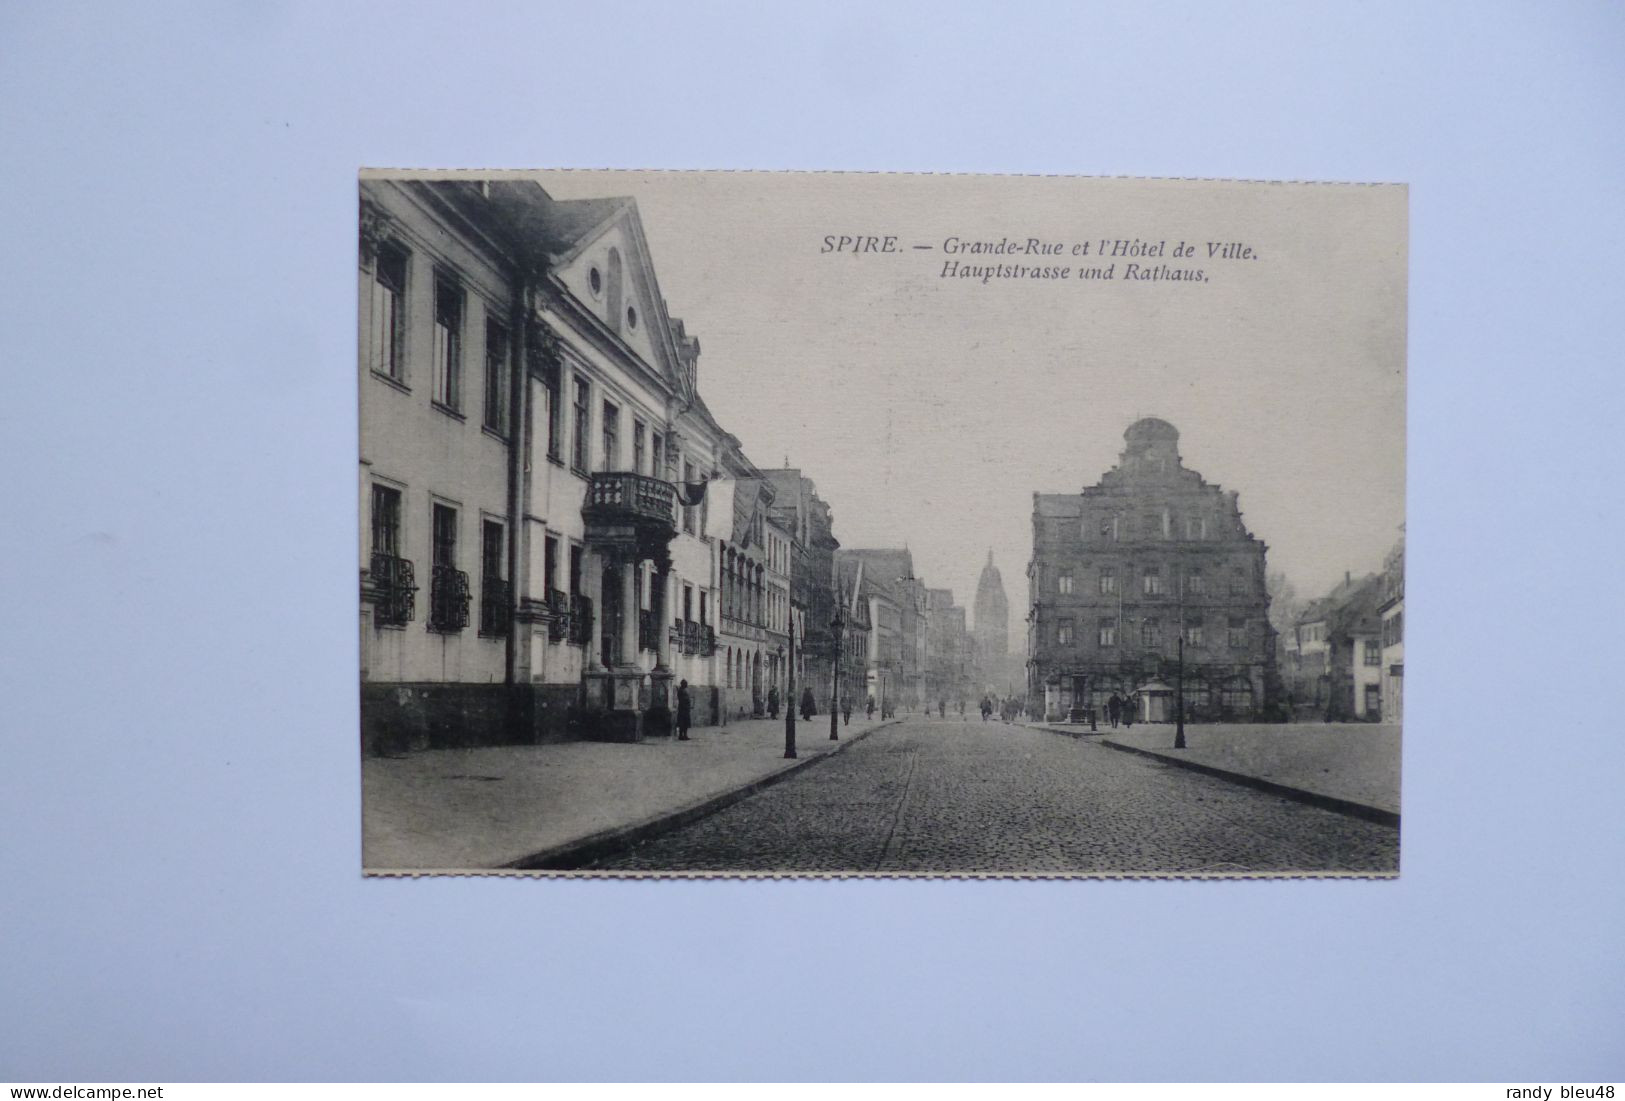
top-left (480, 578), bottom-right (511, 637)
top-left (428, 563), bottom-right (471, 633)
top-left (584, 472), bottom-right (678, 529)
top-left (369, 553), bottom-right (416, 627)
top-left (701, 624), bottom-right (717, 656)
top-left (681, 620), bottom-right (702, 656)
top-left (568, 595), bottom-right (593, 647)
top-left (546, 588), bottom-right (572, 642)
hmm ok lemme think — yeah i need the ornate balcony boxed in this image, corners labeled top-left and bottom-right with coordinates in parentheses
top-left (701, 624), bottom-right (717, 657)
top-left (368, 553), bottom-right (416, 627)
top-left (428, 564), bottom-right (471, 633)
top-left (583, 472), bottom-right (678, 561)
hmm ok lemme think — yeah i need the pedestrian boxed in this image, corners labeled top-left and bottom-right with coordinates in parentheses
top-left (866, 696), bottom-right (876, 719)
top-left (842, 697), bottom-right (852, 725)
top-left (676, 679), bottom-right (692, 741)
top-left (980, 696), bottom-right (992, 722)
top-left (1106, 693), bottom-right (1121, 729)
top-left (800, 685), bottom-right (815, 721)
top-left (767, 684), bottom-right (780, 719)
top-left (1122, 694), bottom-right (1136, 729)
top-left (938, 699), bottom-right (946, 719)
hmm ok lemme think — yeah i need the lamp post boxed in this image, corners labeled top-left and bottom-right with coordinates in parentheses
top-left (830, 609), bottom-right (844, 740)
top-left (783, 630), bottom-right (797, 760)
top-left (1175, 635), bottom-right (1187, 749)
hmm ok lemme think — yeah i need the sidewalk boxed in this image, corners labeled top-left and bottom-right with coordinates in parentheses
top-left (1032, 720), bottom-right (1400, 825)
top-left (363, 714), bottom-right (895, 871)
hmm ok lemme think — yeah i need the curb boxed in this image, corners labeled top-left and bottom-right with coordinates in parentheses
top-left (504, 719), bottom-right (902, 871)
top-left (1094, 737), bottom-right (1400, 828)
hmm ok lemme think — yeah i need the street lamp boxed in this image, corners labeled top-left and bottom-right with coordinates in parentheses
top-left (830, 608), bottom-right (844, 740)
top-left (1175, 635), bottom-right (1187, 749)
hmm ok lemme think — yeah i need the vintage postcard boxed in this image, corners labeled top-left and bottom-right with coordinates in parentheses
top-left (358, 170), bottom-right (1406, 877)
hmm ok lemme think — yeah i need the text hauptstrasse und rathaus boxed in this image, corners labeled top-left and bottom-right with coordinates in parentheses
top-left (1027, 417), bottom-right (1275, 723)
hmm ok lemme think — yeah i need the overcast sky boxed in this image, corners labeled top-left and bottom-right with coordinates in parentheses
top-left (537, 171), bottom-right (1407, 637)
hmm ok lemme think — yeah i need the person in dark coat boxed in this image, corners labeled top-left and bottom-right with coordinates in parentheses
top-left (1122, 694), bottom-right (1136, 728)
top-left (676, 679), bottom-right (692, 741)
top-left (1106, 693), bottom-right (1122, 728)
top-left (767, 684), bottom-right (780, 719)
top-left (866, 696), bottom-right (876, 719)
top-left (842, 697), bottom-right (852, 725)
top-left (800, 686), bottom-right (815, 721)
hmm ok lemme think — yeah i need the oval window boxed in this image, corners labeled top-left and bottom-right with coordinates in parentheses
top-left (627, 306), bottom-right (638, 329)
top-left (589, 267), bottom-right (602, 295)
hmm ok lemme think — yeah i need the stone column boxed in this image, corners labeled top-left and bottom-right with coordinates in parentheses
top-left (587, 554), bottom-right (606, 672)
top-left (619, 557), bottom-right (639, 669)
top-left (655, 568), bottom-right (674, 673)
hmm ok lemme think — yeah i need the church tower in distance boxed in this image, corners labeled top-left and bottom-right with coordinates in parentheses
top-left (973, 549), bottom-right (1011, 691)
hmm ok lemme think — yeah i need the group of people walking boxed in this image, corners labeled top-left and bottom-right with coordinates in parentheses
top-left (1103, 692), bottom-right (1139, 729)
top-left (764, 684), bottom-right (820, 722)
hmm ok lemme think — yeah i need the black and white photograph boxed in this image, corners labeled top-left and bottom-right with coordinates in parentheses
top-left (358, 169), bottom-right (1406, 877)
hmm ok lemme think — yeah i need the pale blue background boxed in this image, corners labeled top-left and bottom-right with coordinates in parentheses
top-left (2, 0), bottom-right (1622, 1082)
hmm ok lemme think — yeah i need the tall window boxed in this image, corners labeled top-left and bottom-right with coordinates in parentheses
top-left (682, 460), bottom-right (696, 534)
top-left (1057, 619), bottom-right (1073, 646)
top-left (369, 485), bottom-right (411, 627)
top-left (1364, 639), bottom-right (1381, 666)
top-left (370, 244), bottom-right (407, 381)
top-left (1141, 617), bottom-right (1161, 646)
top-left (428, 503), bottom-right (469, 632)
top-left (1057, 570), bottom-right (1074, 595)
top-left (370, 485), bottom-right (402, 557)
top-left (480, 520), bottom-right (508, 637)
top-left (571, 378), bottom-right (590, 472)
top-left (1185, 614), bottom-right (1204, 647)
top-left (1142, 566), bottom-right (1164, 596)
top-left (1230, 566), bottom-right (1248, 595)
top-left (1228, 616), bottom-right (1247, 648)
top-left (543, 536), bottom-right (559, 598)
top-left (601, 401), bottom-right (619, 472)
top-left (1186, 567), bottom-right (1204, 595)
top-left (633, 420), bottom-right (646, 474)
top-left (1099, 568), bottom-right (1117, 595)
top-left (432, 277), bottom-right (463, 410)
top-left (483, 320), bottom-right (509, 434)
top-left (1100, 515), bottom-right (1119, 541)
top-left (1098, 617), bottom-right (1117, 647)
top-left (651, 431), bottom-right (664, 478)
top-left (545, 366), bottom-right (563, 461)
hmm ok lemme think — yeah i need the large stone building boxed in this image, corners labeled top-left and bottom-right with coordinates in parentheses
top-left (359, 178), bottom-right (793, 750)
top-left (1026, 417), bottom-right (1275, 722)
top-left (925, 588), bottom-right (971, 709)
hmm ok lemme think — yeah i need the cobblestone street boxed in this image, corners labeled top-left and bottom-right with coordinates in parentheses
top-left (591, 718), bottom-right (1399, 875)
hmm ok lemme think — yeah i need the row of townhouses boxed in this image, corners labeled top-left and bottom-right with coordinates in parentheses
top-left (358, 178), bottom-right (869, 751)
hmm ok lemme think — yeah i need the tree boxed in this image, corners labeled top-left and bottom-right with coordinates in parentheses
top-left (1266, 571), bottom-right (1302, 638)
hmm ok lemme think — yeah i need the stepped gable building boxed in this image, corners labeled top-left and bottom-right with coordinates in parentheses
top-left (1026, 417), bottom-right (1274, 722)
